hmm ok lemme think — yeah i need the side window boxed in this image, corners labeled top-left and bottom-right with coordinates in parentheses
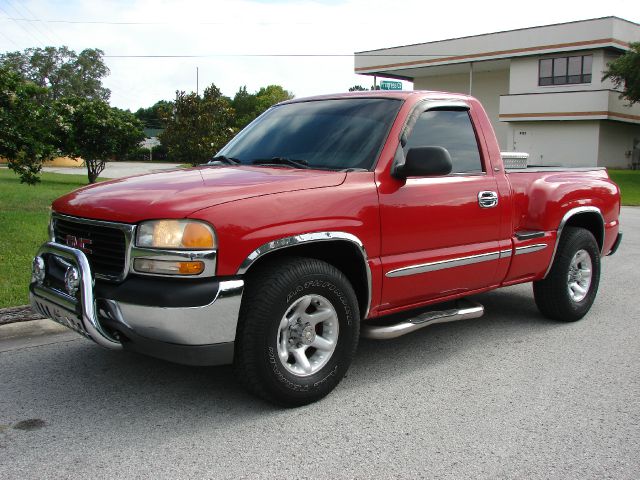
top-left (404, 110), bottom-right (483, 174)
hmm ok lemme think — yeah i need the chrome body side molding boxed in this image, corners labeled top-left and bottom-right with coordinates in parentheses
top-left (237, 231), bottom-right (372, 318)
top-left (514, 243), bottom-right (548, 255)
top-left (543, 206), bottom-right (604, 278)
top-left (386, 247), bottom-right (513, 278)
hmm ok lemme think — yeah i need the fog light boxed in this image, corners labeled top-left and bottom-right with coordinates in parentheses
top-left (32, 256), bottom-right (46, 285)
top-left (133, 259), bottom-right (205, 276)
top-left (64, 266), bottom-right (80, 296)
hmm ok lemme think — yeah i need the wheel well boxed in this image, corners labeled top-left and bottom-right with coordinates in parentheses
top-left (564, 213), bottom-right (604, 252)
top-left (242, 241), bottom-right (369, 319)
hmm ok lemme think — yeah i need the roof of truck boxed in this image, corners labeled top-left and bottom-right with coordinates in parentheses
top-left (279, 90), bottom-right (474, 105)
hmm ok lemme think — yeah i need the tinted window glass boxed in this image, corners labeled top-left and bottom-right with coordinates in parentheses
top-left (218, 98), bottom-right (402, 170)
top-left (539, 55), bottom-right (592, 86)
top-left (553, 57), bottom-right (567, 76)
top-left (404, 110), bottom-right (483, 173)
top-left (539, 59), bottom-right (552, 77)
top-left (568, 56), bottom-right (582, 75)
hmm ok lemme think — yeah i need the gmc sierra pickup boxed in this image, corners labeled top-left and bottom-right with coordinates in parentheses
top-left (30, 91), bottom-right (622, 405)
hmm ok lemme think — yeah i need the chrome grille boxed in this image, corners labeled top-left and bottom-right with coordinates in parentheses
top-left (52, 215), bottom-right (132, 281)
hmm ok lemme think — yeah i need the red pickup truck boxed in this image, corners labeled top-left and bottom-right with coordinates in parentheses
top-left (30, 91), bottom-right (622, 406)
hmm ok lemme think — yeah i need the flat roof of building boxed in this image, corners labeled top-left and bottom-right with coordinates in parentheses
top-left (354, 16), bottom-right (640, 79)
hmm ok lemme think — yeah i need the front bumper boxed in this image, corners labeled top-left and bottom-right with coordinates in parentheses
top-left (29, 242), bottom-right (244, 366)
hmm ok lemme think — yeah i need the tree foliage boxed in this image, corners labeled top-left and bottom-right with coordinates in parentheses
top-left (231, 86), bottom-right (260, 130)
top-left (348, 85), bottom-right (368, 91)
top-left (0, 46), bottom-right (110, 101)
top-left (1, 46), bottom-right (132, 184)
top-left (231, 84), bottom-right (293, 129)
top-left (134, 100), bottom-right (173, 130)
top-left (603, 42), bottom-right (640, 105)
top-left (0, 67), bottom-right (59, 185)
top-left (160, 83), bottom-right (235, 166)
top-left (56, 98), bottom-right (144, 183)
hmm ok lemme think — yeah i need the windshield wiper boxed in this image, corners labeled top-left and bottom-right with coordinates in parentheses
top-left (208, 155), bottom-right (241, 165)
top-left (251, 157), bottom-right (310, 169)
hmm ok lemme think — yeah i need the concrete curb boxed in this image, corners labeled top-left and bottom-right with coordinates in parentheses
top-left (0, 318), bottom-right (68, 339)
top-left (0, 305), bottom-right (45, 326)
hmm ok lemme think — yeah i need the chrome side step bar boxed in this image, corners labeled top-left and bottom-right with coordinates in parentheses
top-left (361, 300), bottom-right (484, 340)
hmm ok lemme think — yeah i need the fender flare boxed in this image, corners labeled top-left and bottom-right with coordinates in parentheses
top-left (543, 206), bottom-right (604, 278)
top-left (236, 231), bottom-right (372, 318)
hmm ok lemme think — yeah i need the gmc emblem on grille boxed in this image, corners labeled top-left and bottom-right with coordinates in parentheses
top-left (66, 235), bottom-right (93, 254)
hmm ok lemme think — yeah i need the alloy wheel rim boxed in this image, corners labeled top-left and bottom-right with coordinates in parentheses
top-left (276, 294), bottom-right (339, 377)
top-left (567, 249), bottom-right (592, 302)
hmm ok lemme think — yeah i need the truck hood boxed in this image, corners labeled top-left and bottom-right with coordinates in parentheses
top-left (52, 166), bottom-right (347, 223)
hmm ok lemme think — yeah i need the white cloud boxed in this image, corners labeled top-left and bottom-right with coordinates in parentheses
top-left (1, 0), bottom-right (638, 110)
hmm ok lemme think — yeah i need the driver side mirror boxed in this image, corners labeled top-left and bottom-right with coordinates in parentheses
top-left (393, 146), bottom-right (453, 179)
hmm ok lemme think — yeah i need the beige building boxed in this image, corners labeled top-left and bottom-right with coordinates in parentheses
top-left (354, 17), bottom-right (640, 168)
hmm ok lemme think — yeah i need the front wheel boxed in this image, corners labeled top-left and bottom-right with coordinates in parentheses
top-left (234, 257), bottom-right (360, 406)
top-left (533, 227), bottom-right (601, 321)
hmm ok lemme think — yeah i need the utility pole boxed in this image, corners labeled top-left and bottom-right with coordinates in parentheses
top-left (196, 67), bottom-right (199, 96)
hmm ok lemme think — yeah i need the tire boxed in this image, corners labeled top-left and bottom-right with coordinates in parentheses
top-left (533, 227), bottom-right (601, 322)
top-left (234, 257), bottom-right (360, 406)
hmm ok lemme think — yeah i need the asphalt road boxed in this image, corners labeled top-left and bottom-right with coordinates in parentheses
top-left (1, 208), bottom-right (638, 479)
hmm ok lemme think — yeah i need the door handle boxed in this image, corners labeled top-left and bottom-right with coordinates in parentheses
top-left (478, 191), bottom-right (499, 208)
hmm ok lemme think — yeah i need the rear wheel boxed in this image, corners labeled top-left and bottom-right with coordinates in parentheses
top-left (533, 227), bottom-right (601, 321)
top-left (234, 257), bottom-right (359, 406)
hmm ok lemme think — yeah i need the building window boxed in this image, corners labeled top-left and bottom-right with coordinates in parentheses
top-left (539, 55), bottom-right (592, 86)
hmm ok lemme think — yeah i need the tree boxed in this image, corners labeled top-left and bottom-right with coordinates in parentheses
top-left (0, 67), bottom-right (59, 185)
top-left (255, 85), bottom-right (293, 112)
top-left (231, 86), bottom-right (260, 130)
top-left (57, 98), bottom-right (144, 183)
top-left (603, 42), bottom-right (640, 105)
top-left (348, 85), bottom-right (368, 91)
top-left (134, 100), bottom-right (173, 130)
top-left (0, 46), bottom-right (110, 101)
top-left (160, 83), bottom-right (235, 166)
top-left (231, 84), bottom-right (293, 130)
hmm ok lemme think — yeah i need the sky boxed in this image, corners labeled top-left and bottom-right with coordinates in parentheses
top-left (0, 0), bottom-right (638, 111)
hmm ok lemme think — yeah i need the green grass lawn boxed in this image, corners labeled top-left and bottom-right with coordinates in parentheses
top-left (0, 169), bottom-right (97, 308)
top-left (608, 170), bottom-right (640, 206)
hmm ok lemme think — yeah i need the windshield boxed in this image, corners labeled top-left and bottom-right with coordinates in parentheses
top-left (216, 98), bottom-right (402, 170)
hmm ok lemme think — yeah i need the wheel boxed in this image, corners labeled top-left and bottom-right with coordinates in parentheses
top-left (234, 257), bottom-right (360, 406)
top-left (533, 227), bottom-right (601, 321)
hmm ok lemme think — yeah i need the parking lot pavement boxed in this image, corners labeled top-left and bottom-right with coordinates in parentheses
top-left (1, 208), bottom-right (638, 479)
top-left (41, 161), bottom-right (182, 179)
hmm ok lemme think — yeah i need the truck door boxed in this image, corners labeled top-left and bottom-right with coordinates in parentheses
top-left (377, 106), bottom-right (503, 311)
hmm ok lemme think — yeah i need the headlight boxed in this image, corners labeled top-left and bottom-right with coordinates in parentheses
top-left (136, 220), bottom-right (216, 250)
